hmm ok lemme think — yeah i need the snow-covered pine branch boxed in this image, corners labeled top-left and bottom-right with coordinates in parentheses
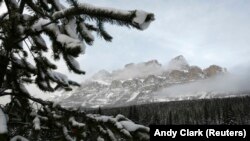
top-left (52, 3), bottom-right (154, 30)
top-left (10, 135), bottom-right (29, 141)
top-left (0, 0), bottom-right (154, 140)
top-left (2, 90), bottom-right (151, 140)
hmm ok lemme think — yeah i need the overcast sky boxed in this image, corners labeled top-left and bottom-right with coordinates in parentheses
top-left (1, 0), bottom-right (250, 101)
top-left (78, 0), bottom-right (250, 80)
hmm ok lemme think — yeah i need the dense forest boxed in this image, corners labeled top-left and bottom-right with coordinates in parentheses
top-left (88, 96), bottom-right (250, 125)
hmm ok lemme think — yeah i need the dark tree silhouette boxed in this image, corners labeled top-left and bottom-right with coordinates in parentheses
top-left (204, 102), bottom-right (209, 124)
top-left (98, 96), bottom-right (250, 126)
top-left (168, 111), bottom-right (173, 125)
top-left (223, 103), bottom-right (236, 125)
top-left (128, 106), bottom-right (139, 123)
top-left (98, 106), bottom-right (102, 115)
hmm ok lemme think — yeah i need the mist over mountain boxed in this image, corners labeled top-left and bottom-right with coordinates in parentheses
top-left (166, 55), bottom-right (189, 71)
top-left (91, 55), bottom-right (223, 81)
top-left (156, 72), bottom-right (250, 99)
top-left (92, 59), bottom-right (163, 81)
top-left (49, 55), bottom-right (250, 108)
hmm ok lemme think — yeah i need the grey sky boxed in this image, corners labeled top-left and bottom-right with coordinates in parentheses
top-left (69, 0), bottom-right (250, 81)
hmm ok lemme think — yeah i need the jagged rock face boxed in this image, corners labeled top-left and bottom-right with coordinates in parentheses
top-left (53, 55), bottom-right (227, 108)
top-left (203, 65), bottom-right (224, 77)
top-left (122, 79), bottom-right (142, 90)
top-left (145, 59), bottom-right (161, 67)
top-left (169, 70), bottom-right (187, 81)
top-left (188, 66), bottom-right (204, 80)
top-left (110, 80), bottom-right (123, 89)
top-left (112, 59), bottom-right (163, 80)
top-left (143, 75), bottom-right (162, 85)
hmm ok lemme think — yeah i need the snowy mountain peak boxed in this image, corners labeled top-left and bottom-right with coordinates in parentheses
top-left (109, 60), bottom-right (163, 80)
top-left (92, 69), bottom-right (111, 80)
top-left (174, 55), bottom-right (185, 59)
top-left (203, 65), bottom-right (226, 77)
top-left (54, 55), bottom-right (230, 108)
top-left (124, 59), bottom-right (161, 69)
top-left (144, 59), bottom-right (161, 67)
top-left (167, 55), bottom-right (189, 71)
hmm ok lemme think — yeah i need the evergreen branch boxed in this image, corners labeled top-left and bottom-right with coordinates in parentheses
top-left (4, 0), bottom-right (11, 12)
top-left (24, 39), bottom-right (36, 59)
top-left (63, 54), bottom-right (85, 75)
top-left (97, 21), bottom-right (112, 42)
top-left (25, 0), bottom-right (45, 17)
top-left (0, 92), bottom-right (86, 118)
top-left (52, 3), bottom-right (132, 22)
top-left (0, 1), bottom-right (154, 140)
top-left (38, 0), bottom-right (51, 12)
top-left (0, 88), bottom-right (7, 95)
top-left (14, 35), bottom-right (29, 44)
top-left (85, 23), bottom-right (98, 31)
top-left (19, 0), bottom-right (26, 13)
top-left (52, 3), bottom-right (154, 29)
top-left (1, 92), bottom-right (51, 106)
top-left (76, 21), bottom-right (94, 45)
top-left (0, 12), bottom-right (8, 21)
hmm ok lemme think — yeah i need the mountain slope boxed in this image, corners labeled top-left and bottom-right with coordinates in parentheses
top-left (53, 55), bottom-right (235, 108)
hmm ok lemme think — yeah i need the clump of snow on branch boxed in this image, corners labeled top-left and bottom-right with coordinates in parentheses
top-left (88, 114), bottom-right (149, 139)
top-left (18, 83), bottom-right (29, 95)
top-left (56, 34), bottom-right (85, 56)
top-left (33, 116), bottom-right (41, 130)
top-left (132, 10), bottom-right (154, 30)
top-left (120, 120), bottom-right (149, 132)
top-left (52, 111), bottom-right (62, 119)
top-left (69, 117), bottom-right (85, 128)
top-left (78, 23), bottom-right (95, 45)
top-left (63, 126), bottom-right (74, 141)
top-left (97, 136), bottom-right (105, 141)
top-left (10, 135), bottom-right (29, 141)
top-left (31, 18), bottom-right (52, 32)
top-left (11, 55), bottom-right (36, 72)
top-left (52, 3), bottom-right (154, 30)
top-left (47, 70), bottom-right (69, 86)
top-left (32, 35), bottom-right (48, 51)
top-left (64, 55), bottom-right (85, 74)
top-left (52, 3), bottom-right (130, 19)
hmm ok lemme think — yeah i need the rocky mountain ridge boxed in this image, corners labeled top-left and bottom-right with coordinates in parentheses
top-left (53, 55), bottom-right (229, 108)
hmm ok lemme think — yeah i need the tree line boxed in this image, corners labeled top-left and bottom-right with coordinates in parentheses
top-left (90, 96), bottom-right (250, 125)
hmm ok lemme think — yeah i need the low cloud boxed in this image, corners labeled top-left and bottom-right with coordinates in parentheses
top-left (156, 66), bottom-right (250, 98)
top-left (111, 62), bottom-right (163, 80)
